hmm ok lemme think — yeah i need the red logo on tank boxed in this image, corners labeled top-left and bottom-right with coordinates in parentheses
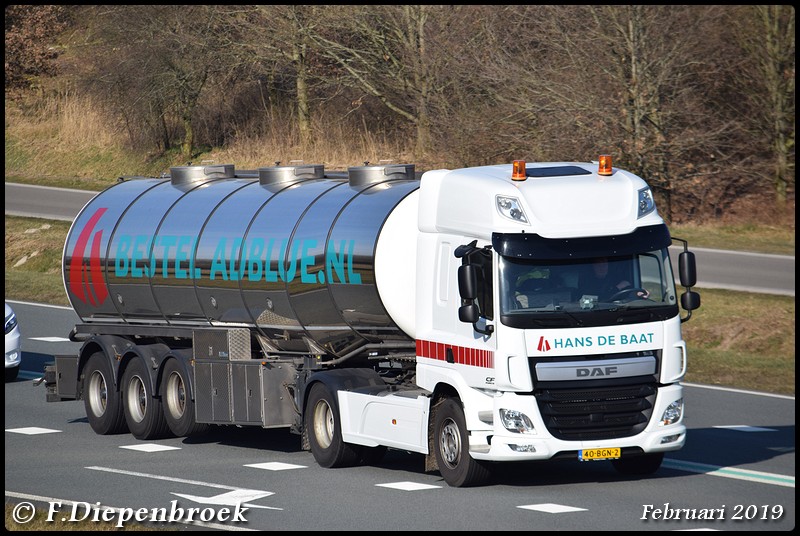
top-left (69, 207), bottom-right (109, 305)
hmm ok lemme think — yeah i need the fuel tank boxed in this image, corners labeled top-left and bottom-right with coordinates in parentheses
top-left (63, 163), bottom-right (420, 357)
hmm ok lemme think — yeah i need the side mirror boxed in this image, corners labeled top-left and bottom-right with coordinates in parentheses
top-left (679, 251), bottom-right (697, 288)
top-left (459, 303), bottom-right (479, 324)
top-left (456, 264), bottom-right (493, 336)
top-left (681, 290), bottom-right (701, 311)
top-left (458, 264), bottom-right (478, 300)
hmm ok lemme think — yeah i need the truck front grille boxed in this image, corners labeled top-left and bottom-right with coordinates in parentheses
top-left (535, 381), bottom-right (656, 440)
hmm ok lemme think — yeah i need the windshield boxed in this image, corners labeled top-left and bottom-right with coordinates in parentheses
top-left (498, 249), bottom-right (679, 329)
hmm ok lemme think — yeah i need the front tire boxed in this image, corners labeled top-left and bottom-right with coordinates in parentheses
top-left (121, 357), bottom-right (171, 440)
top-left (611, 452), bottom-right (664, 475)
top-left (83, 352), bottom-right (127, 435)
top-left (161, 358), bottom-right (207, 437)
top-left (433, 397), bottom-right (491, 487)
top-left (306, 382), bottom-right (362, 468)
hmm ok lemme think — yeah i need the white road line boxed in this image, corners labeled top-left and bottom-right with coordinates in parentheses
top-left (86, 466), bottom-right (264, 492)
top-left (119, 443), bottom-right (182, 452)
top-left (375, 481), bottom-right (441, 491)
top-left (6, 427), bottom-right (62, 435)
top-left (663, 459), bottom-right (795, 488)
top-left (244, 462), bottom-right (307, 471)
top-left (517, 503), bottom-right (587, 513)
top-left (682, 382), bottom-right (795, 400)
top-left (85, 466), bottom-right (280, 511)
top-left (171, 490), bottom-right (281, 510)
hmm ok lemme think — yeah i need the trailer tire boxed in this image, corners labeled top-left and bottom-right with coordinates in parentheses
top-left (161, 358), bottom-right (208, 437)
top-left (611, 452), bottom-right (664, 475)
top-left (83, 352), bottom-right (127, 435)
top-left (433, 397), bottom-right (491, 487)
top-left (121, 357), bottom-right (171, 440)
top-left (306, 382), bottom-right (361, 468)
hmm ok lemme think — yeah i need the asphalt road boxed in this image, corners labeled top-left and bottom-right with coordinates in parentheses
top-left (4, 302), bottom-right (796, 531)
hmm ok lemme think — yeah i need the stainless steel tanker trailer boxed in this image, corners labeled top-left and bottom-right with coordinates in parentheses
top-left (44, 158), bottom-right (700, 487)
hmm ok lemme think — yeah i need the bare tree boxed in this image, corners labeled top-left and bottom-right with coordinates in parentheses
top-left (307, 5), bottom-right (471, 160)
top-left (10, 5), bottom-right (790, 224)
top-left (730, 5), bottom-right (795, 209)
top-left (479, 5), bottom-right (739, 221)
top-left (231, 5), bottom-right (326, 144)
top-left (79, 5), bottom-right (241, 158)
top-left (5, 5), bottom-right (69, 92)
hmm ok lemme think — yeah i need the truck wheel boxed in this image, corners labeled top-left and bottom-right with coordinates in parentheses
top-left (433, 398), bottom-right (491, 487)
top-left (611, 452), bottom-right (664, 475)
top-left (161, 358), bottom-right (208, 437)
top-left (83, 352), bottom-right (127, 435)
top-left (306, 382), bottom-right (361, 468)
top-left (121, 357), bottom-right (171, 440)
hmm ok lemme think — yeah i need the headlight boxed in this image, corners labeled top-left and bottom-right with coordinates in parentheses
top-left (496, 195), bottom-right (529, 224)
top-left (5, 313), bottom-right (17, 335)
top-left (660, 398), bottom-right (683, 425)
top-left (499, 409), bottom-right (535, 433)
top-left (638, 187), bottom-right (655, 218)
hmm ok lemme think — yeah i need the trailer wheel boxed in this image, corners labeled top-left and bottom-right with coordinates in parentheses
top-left (433, 397), bottom-right (491, 487)
top-left (83, 352), bottom-right (127, 435)
top-left (306, 382), bottom-right (361, 468)
top-left (121, 357), bottom-right (171, 440)
top-left (611, 452), bottom-right (664, 475)
top-left (161, 358), bottom-right (208, 437)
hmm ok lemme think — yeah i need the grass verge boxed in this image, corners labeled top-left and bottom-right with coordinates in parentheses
top-left (668, 223), bottom-right (795, 256)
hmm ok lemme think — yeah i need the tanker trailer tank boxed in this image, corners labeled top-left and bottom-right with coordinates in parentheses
top-left (63, 163), bottom-right (421, 362)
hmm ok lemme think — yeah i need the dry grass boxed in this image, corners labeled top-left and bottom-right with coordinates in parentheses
top-left (682, 289), bottom-right (795, 395)
top-left (4, 217), bottom-right (72, 306)
top-left (210, 120), bottom-right (412, 172)
top-left (669, 223), bottom-right (795, 256)
top-left (5, 92), bottom-right (417, 189)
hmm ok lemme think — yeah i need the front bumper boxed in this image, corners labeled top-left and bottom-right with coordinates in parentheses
top-left (469, 384), bottom-right (686, 462)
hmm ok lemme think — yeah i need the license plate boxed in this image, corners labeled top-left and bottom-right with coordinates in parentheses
top-left (579, 447), bottom-right (621, 461)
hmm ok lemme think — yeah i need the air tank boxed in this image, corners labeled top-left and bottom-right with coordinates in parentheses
top-left (63, 163), bottom-right (420, 357)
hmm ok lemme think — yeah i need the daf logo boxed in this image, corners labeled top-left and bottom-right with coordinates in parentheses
top-left (577, 366), bottom-right (618, 377)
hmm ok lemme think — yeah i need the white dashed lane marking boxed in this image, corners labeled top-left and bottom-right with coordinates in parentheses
top-left (375, 481), bottom-right (442, 491)
top-left (119, 443), bottom-right (182, 452)
top-left (6, 427), bottom-right (62, 435)
top-left (517, 503), bottom-right (587, 513)
top-left (245, 462), bottom-right (307, 471)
